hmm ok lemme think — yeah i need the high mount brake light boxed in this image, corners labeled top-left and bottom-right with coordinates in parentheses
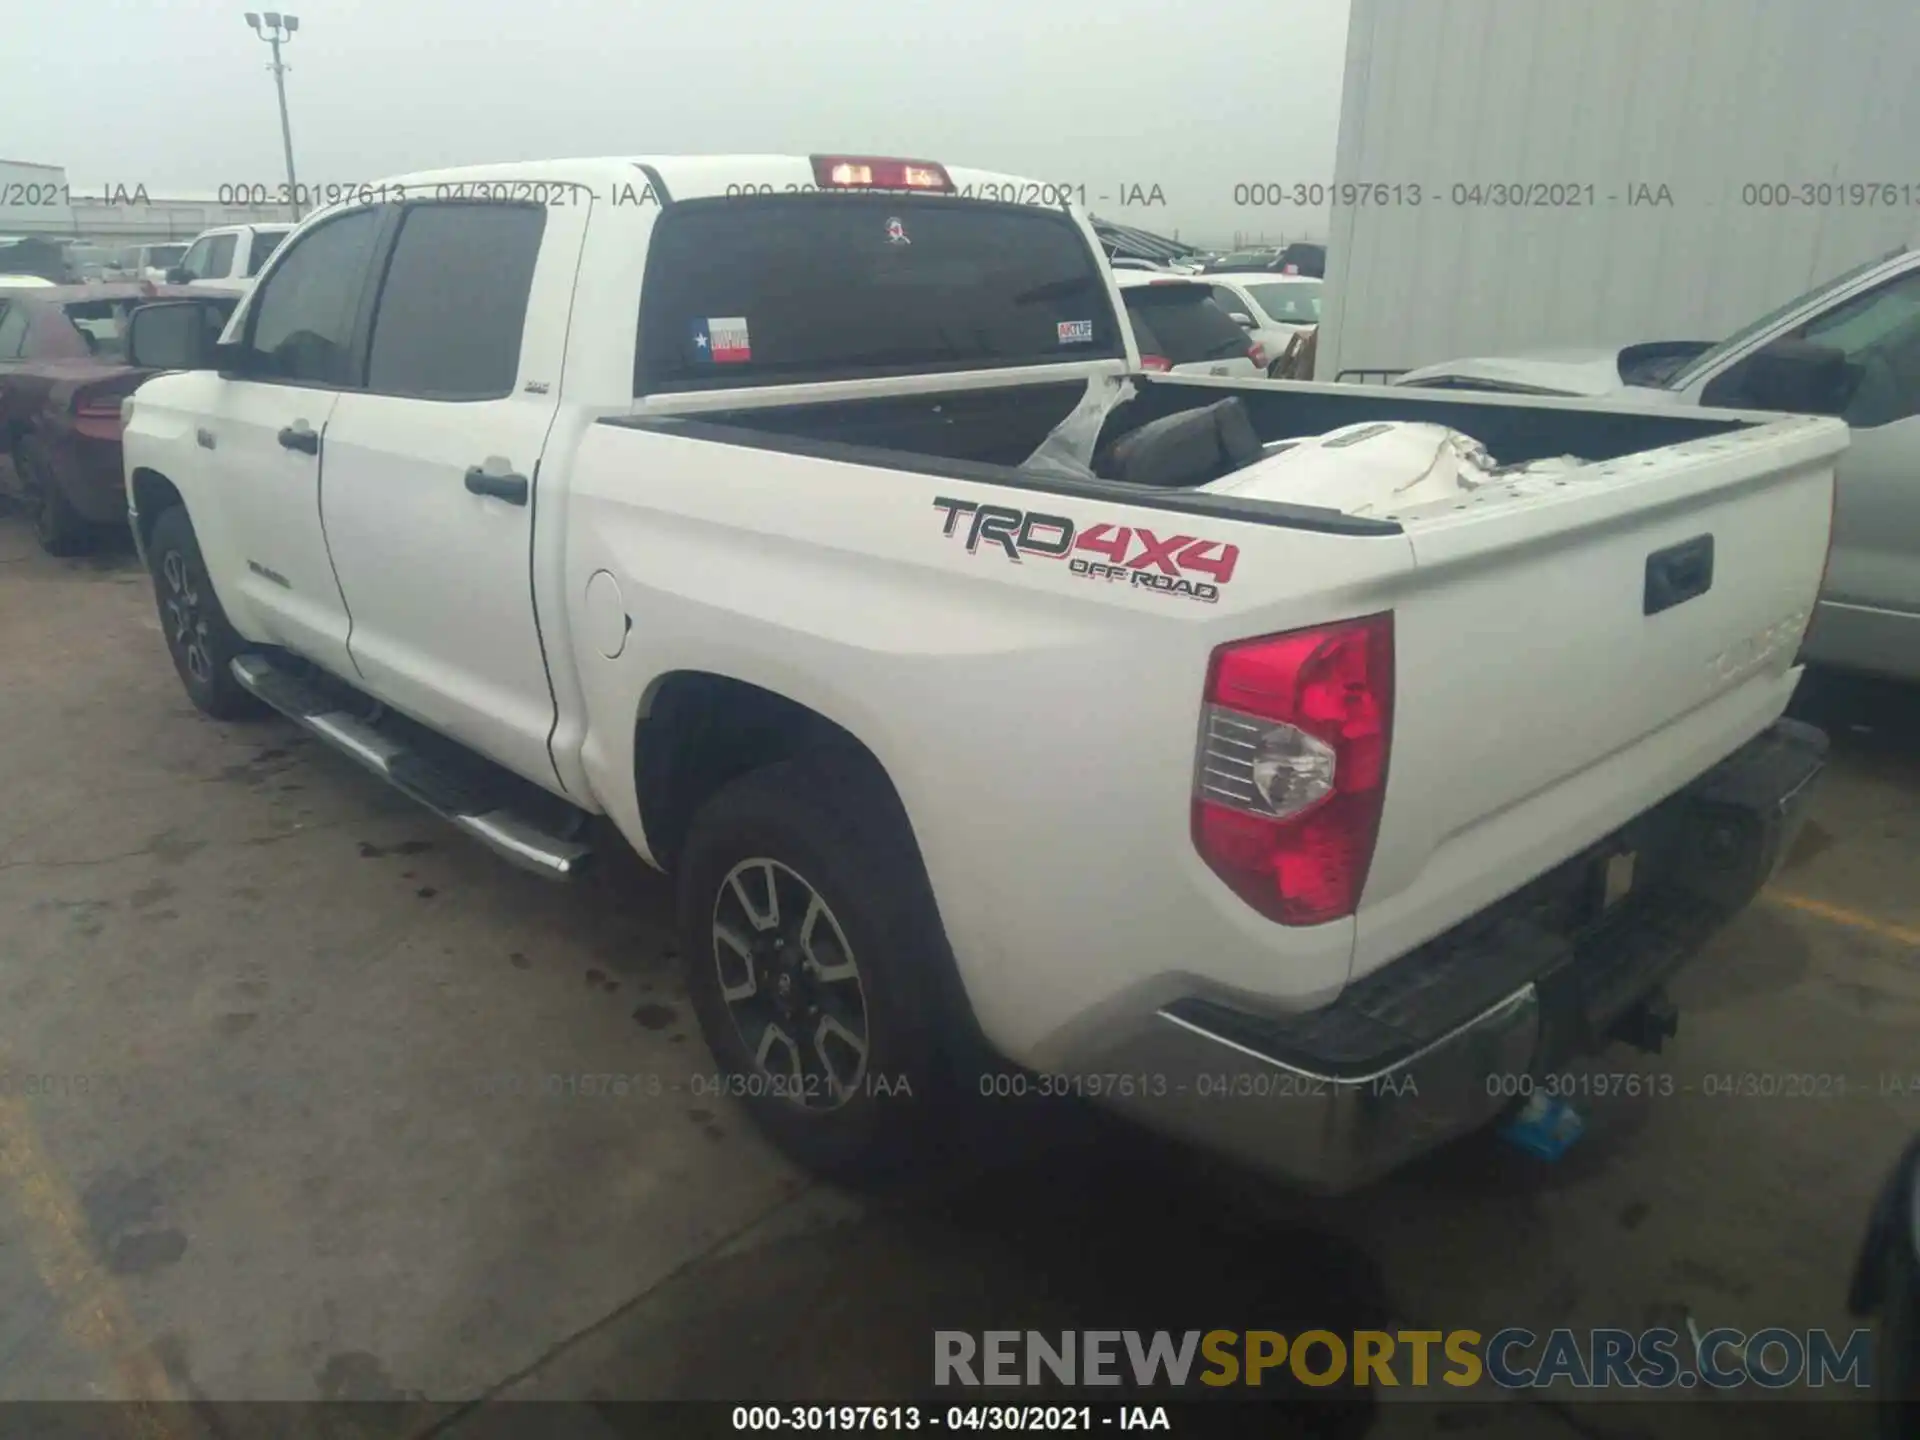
top-left (810, 155), bottom-right (954, 192)
top-left (1140, 354), bottom-right (1173, 372)
top-left (1191, 614), bottom-right (1394, 926)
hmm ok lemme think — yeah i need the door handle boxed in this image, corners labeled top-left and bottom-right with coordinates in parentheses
top-left (1644, 534), bottom-right (1714, 616)
top-left (277, 424), bottom-right (319, 455)
top-left (465, 465), bottom-right (529, 505)
top-left (196, 427), bottom-right (216, 450)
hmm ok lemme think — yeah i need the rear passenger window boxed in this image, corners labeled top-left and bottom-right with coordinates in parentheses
top-left (366, 203), bottom-right (546, 400)
top-left (637, 193), bottom-right (1125, 392)
top-left (245, 230), bottom-right (288, 277)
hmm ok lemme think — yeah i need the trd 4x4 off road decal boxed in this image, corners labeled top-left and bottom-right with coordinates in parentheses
top-left (932, 497), bottom-right (1237, 604)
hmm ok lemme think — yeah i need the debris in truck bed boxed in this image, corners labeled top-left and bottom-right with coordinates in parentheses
top-left (1201, 420), bottom-right (1592, 516)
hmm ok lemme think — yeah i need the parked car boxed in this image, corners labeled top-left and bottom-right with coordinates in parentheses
top-left (1271, 241), bottom-right (1326, 278)
top-left (0, 282), bottom-right (226, 553)
top-left (0, 236), bottom-right (76, 284)
top-left (1394, 246), bottom-right (1920, 683)
top-left (1113, 270), bottom-right (1268, 376)
top-left (63, 245), bottom-right (121, 283)
top-left (166, 224), bottom-right (292, 294)
top-left (116, 243), bottom-right (190, 283)
top-left (1202, 273), bottom-right (1322, 376)
top-left (1200, 247), bottom-right (1281, 273)
top-left (1199, 243), bottom-right (1326, 278)
top-left (122, 153), bottom-right (1838, 1196)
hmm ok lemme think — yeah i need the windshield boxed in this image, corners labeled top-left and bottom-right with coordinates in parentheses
top-left (1664, 250), bottom-right (1904, 390)
top-left (1247, 281), bottom-right (1321, 324)
top-left (147, 244), bottom-right (186, 267)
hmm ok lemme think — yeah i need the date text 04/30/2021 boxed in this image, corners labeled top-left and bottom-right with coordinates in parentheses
top-left (730, 1405), bottom-right (1173, 1432)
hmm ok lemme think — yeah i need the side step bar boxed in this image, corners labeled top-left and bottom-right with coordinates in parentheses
top-left (230, 653), bottom-right (593, 880)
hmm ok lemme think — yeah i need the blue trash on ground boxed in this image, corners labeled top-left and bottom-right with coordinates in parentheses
top-left (1498, 1092), bottom-right (1586, 1160)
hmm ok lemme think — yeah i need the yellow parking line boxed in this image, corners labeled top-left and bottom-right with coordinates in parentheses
top-left (1763, 888), bottom-right (1920, 949)
top-left (0, 1086), bottom-right (182, 1436)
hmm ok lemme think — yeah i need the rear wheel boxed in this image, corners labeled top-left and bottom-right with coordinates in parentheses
top-left (15, 438), bottom-right (91, 557)
top-left (146, 506), bottom-right (266, 720)
top-left (676, 755), bottom-right (944, 1180)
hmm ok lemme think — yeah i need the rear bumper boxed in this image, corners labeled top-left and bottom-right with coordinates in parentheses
top-left (40, 432), bottom-right (128, 525)
top-left (1069, 717), bottom-right (1829, 1194)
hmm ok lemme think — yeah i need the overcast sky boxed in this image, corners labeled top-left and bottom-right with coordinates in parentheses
top-left (9, 0), bottom-right (1350, 245)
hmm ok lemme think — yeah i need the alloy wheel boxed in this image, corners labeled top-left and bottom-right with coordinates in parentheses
top-left (710, 857), bottom-right (870, 1111)
top-left (160, 548), bottom-right (215, 686)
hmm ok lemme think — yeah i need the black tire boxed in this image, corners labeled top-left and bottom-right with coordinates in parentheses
top-left (676, 754), bottom-right (947, 1180)
top-left (1878, 1244), bottom-right (1920, 1439)
top-left (146, 505), bottom-right (267, 720)
top-left (15, 438), bottom-right (92, 557)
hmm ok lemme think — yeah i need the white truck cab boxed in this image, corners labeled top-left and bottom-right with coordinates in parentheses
top-left (119, 153), bottom-right (1840, 1194)
top-left (167, 223), bottom-right (293, 295)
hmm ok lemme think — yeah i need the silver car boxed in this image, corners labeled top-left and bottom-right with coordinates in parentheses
top-left (1395, 247), bottom-right (1920, 683)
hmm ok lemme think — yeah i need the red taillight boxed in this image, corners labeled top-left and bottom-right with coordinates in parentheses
top-left (1191, 614), bottom-right (1394, 926)
top-left (1140, 354), bottom-right (1174, 372)
top-left (810, 155), bottom-right (954, 192)
top-left (1248, 342), bottom-right (1268, 368)
top-left (72, 383), bottom-right (135, 439)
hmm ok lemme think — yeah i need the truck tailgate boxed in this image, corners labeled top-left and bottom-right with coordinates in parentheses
top-left (1353, 414), bottom-right (1848, 977)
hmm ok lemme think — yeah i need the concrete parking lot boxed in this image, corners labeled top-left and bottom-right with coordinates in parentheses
top-left (1, 506), bottom-right (1915, 1438)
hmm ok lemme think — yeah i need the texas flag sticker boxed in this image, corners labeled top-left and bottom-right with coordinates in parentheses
top-left (692, 316), bottom-right (752, 363)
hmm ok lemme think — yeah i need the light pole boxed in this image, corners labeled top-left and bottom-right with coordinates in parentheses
top-left (244, 12), bottom-right (303, 221)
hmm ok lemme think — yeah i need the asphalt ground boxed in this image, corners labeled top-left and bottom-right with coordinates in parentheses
top-left (1, 508), bottom-right (1915, 1438)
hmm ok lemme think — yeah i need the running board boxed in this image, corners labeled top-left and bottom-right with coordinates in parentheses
top-left (230, 653), bottom-right (593, 880)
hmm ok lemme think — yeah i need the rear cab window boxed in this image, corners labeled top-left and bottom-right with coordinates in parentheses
top-left (635, 193), bottom-right (1125, 393)
top-left (245, 229), bottom-right (290, 277)
top-left (1121, 285), bottom-right (1249, 365)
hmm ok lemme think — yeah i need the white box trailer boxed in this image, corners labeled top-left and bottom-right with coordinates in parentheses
top-left (1314, 0), bottom-right (1920, 382)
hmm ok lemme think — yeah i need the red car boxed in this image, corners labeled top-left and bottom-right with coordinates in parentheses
top-left (0, 282), bottom-right (227, 554)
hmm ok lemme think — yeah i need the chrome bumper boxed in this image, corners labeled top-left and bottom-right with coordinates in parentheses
top-left (1062, 717), bottom-right (1828, 1195)
top-left (1082, 986), bottom-right (1539, 1195)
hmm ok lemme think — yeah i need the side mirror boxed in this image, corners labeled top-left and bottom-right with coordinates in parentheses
top-left (1705, 338), bottom-right (1853, 415)
top-left (164, 266), bottom-right (193, 285)
top-left (1228, 312), bottom-right (1255, 328)
top-left (127, 300), bottom-right (233, 371)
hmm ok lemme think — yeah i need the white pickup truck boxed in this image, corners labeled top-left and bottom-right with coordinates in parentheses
top-left (120, 154), bottom-right (1841, 1193)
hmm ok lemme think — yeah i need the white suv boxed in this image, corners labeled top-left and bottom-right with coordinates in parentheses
top-left (1113, 271), bottom-right (1266, 376)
